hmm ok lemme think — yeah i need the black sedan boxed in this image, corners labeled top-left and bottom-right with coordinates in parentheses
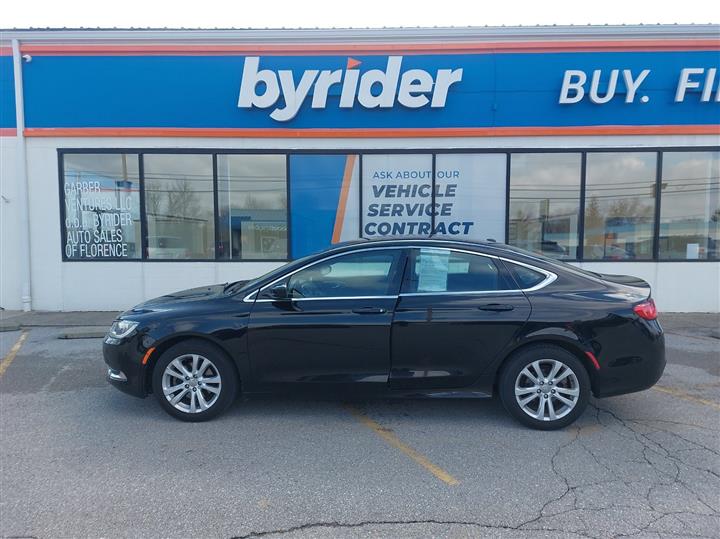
top-left (103, 238), bottom-right (665, 429)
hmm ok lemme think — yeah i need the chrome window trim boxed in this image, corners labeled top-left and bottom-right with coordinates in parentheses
top-left (242, 244), bottom-right (557, 303)
top-left (404, 247), bottom-right (557, 295)
top-left (254, 294), bottom-right (398, 303)
top-left (242, 246), bottom-right (406, 303)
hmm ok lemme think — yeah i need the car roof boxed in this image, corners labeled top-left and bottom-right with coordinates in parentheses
top-left (326, 236), bottom-right (506, 252)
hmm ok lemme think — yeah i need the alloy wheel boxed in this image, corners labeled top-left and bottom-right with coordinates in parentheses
top-left (161, 354), bottom-right (222, 413)
top-left (514, 359), bottom-right (580, 421)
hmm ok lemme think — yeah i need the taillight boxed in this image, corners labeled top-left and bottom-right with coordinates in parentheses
top-left (633, 298), bottom-right (657, 320)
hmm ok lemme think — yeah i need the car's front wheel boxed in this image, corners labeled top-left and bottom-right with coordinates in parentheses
top-left (498, 345), bottom-right (590, 430)
top-left (151, 340), bottom-right (238, 422)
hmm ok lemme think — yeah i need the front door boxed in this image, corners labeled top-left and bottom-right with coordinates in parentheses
top-left (248, 248), bottom-right (406, 392)
top-left (390, 247), bottom-right (531, 390)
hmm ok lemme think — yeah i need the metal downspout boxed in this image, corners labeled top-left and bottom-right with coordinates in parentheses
top-left (11, 39), bottom-right (32, 311)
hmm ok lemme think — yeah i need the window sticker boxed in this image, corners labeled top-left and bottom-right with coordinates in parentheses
top-left (417, 249), bottom-right (450, 292)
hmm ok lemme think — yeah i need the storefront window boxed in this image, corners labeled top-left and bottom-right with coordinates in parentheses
top-left (217, 155), bottom-right (287, 260)
top-left (143, 154), bottom-right (215, 259)
top-left (59, 147), bottom-right (720, 264)
top-left (508, 153), bottom-right (581, 259)
top-left (290, 154), bottom-right (360, 258)
top-left (62, 153), bottom-right (141, 259)
top-left (583, 152), bottom-right (657, 260)
top-left (362, 154), bottom-right (433, 238)
top-left (434, 154), bottom-right (507, 242)
top-left (659, 151), bottom-right (720, 260)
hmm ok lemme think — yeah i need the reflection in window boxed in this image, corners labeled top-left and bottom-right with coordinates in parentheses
top-left (508, 154), bottom-right (581, 259)
top-left (659, 152), bottom-right (720, 260)
top-left (506, 263), bottom-right (546, 289)
top-left (143, 154), bottom-right (215, 259)
top-left (217, 155), bottom-right (287, 260)
top-left (62, 154), bottom-right (140, 259)
top-left (287, 250), bottom-right (402, 298)
top-left (404, 249), bottom-right (513, 293)
top-left (584, 153), bottom-right (657, 260)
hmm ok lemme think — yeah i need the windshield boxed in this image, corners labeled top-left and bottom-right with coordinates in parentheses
top-left (224, 252), bottom-right (319, 295)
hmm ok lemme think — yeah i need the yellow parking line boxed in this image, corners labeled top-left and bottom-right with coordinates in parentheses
top-left (0, 331), bottom-right (28, 378)
top-left (346, 405), bottom-right (460, 486)
top-left (653, 385), bottom-right (720, 411)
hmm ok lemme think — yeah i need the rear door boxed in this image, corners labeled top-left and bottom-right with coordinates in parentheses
top-left (390, 247), bottom-right (531, 390)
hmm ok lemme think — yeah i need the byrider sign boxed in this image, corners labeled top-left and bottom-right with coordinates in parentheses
top-left (559, 67), bottom-right (720, 104)
top-left (238, 56), bottom-right (464, 121)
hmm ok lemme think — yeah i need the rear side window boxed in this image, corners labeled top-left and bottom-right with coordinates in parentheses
top-left (403, 248), bottom-right (513, 293)
top-left (506, 263), bottom-right (546, 289)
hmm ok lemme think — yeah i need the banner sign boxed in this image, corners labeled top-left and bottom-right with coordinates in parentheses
top-left (6, 49), bottom-right (718, 130)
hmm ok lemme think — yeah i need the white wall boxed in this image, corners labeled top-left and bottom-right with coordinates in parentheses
top-left (575, 262), bottom-right (720, 313)
top-left (2, 133), bottom-right (718, 312)
top-left (0, 136), bottom-right (22, 310)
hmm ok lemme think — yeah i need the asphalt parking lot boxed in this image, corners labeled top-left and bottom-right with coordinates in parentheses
top-left (0, 314), bottom-right (718, 539)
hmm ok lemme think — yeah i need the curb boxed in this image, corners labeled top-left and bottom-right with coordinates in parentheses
top-left (58, 327), bottom-right (108, 339)
top-left (0, 323), bottom-right (21, 333)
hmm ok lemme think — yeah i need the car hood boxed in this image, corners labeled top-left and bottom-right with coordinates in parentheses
top-left (125, 282), bottom-right (247, 314)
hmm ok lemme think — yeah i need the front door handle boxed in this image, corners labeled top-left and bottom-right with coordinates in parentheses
top-left (352, 307), bottom-right (386, 314)
top-left (478, 303), bottom-right (514, 312)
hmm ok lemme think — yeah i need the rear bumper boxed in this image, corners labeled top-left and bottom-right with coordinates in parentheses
top-left (592, 318), bottom-right (666, 398)
top-left (103, 336), bottom-right (148, 398)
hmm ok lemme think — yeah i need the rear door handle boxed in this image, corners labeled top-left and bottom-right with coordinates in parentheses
top-left (352, 307), bottom-right (386, 314)
top-left (478, 303), bottom-right (515, 312)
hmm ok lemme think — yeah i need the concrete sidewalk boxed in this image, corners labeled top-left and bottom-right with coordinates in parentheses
top-left (0, 310), bottom-right (119, 333)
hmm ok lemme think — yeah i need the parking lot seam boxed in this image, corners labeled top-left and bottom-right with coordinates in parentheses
top-left (0, 330), bottom-right (28, 378)
top-left (345, 405), bottom-right (460, 486)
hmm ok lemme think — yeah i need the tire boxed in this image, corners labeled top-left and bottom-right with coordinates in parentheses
top-left (151, 339), bottom-right (238, 422)
top-left (498, 345), bottom-right (590, 430)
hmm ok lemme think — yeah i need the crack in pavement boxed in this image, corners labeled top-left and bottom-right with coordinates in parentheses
top-left (231, 518), bottom-right (594, 539)
top-left (231, 398), bottom-right (719, 539)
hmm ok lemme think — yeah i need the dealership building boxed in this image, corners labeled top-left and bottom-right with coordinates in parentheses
top-left (0, 25), bottom-right (718, 312)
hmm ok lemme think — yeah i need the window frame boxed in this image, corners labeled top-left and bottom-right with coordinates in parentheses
top-left (250, 246), bottom-right (408, 302)
top-left (401, 247), bottom-right (515, 295)
top-left (284, 248), bottom-right (405, 300)
top-left (58, 146), bottom-right (720, 263)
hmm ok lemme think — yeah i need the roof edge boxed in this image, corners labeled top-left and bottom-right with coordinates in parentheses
top-left (0, 24), bottom-right (718, 44)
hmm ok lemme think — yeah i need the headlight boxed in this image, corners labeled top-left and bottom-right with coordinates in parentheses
top-left (108, 320), bottom-right (139, 339)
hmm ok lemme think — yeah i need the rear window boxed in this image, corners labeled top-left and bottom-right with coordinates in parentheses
top-left (506, 263), bottom-right (546, 289)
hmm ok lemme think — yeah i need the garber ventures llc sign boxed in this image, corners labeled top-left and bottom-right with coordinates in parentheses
top-left (238, 56), bottom-right (720, 120)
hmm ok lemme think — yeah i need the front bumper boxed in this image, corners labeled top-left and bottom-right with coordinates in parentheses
top-left (103, 334), bottom-right (149, 398)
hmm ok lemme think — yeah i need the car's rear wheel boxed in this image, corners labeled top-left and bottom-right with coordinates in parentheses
top-left (151, 340), bottom-right (238, 422)
top-left (498, 345), bottom-right (590, 430)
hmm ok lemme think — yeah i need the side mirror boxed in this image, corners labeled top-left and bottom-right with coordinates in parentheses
top-left (269, 283), bottom-right (289, 300)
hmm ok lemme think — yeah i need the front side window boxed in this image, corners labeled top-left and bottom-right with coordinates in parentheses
top-left (404, 249), bottom-right (513, 293)
top-left (143, 154), bottom-right (215, 259)
top-left (62, 153), bottom-right (141, 260)
top-left (508, 153), bottom-right (581, 260)
top-left (659, 151), bottom-right (719, 260)
top-left (583, 152), bottom-right (657, 260)
top-left (287, 250), bottom-right (403, 298)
